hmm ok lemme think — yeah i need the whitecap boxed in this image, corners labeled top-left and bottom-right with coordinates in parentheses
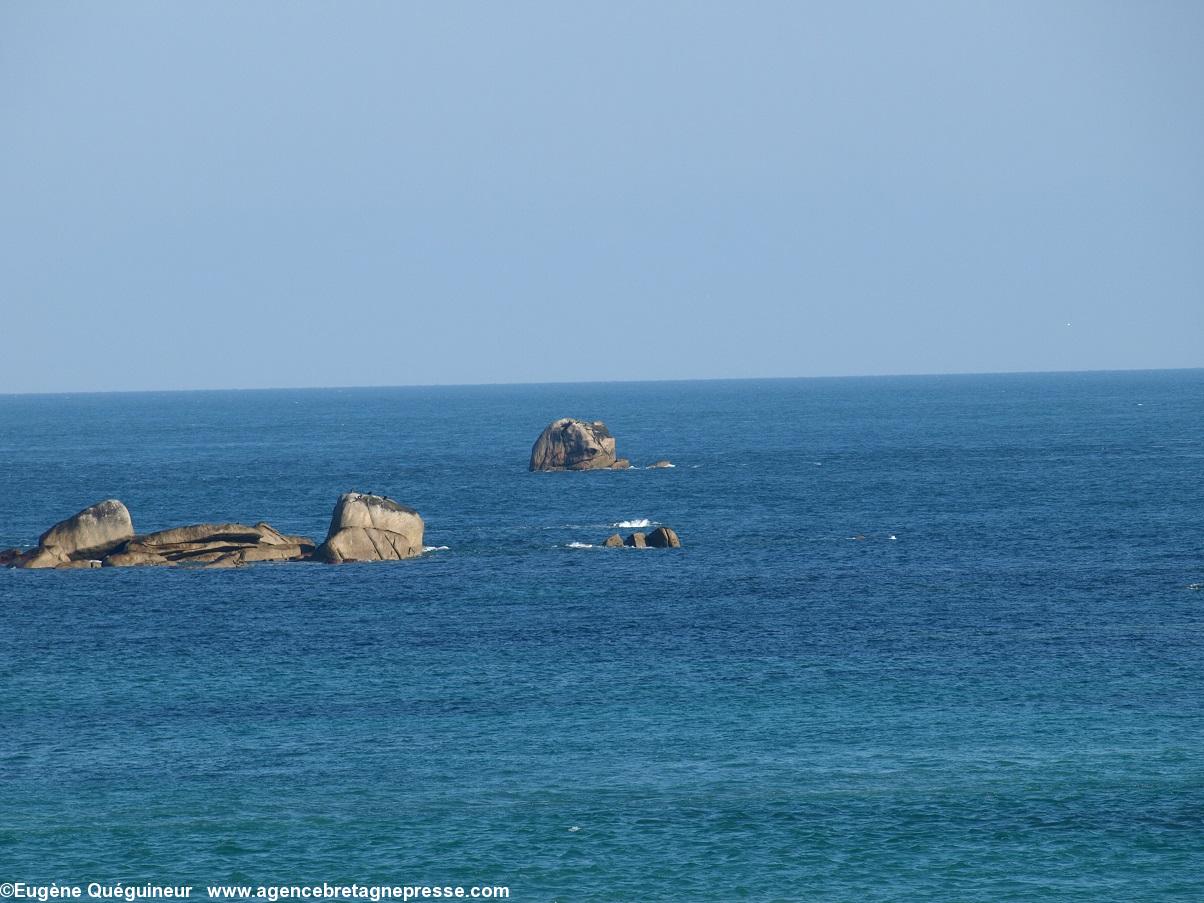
top-left (566, 542), bottom-right (594, 549)
top-left (612, 518), bottom-right (653, 528)
top-left (422, 545), bottom-right (450, 552)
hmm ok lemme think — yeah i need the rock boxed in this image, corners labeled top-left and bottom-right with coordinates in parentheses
top-left (35, 499), bottom-right (134, 561)
top-left (0, 548), bottom-right (24, 567)
top-left (103, 550), bottom-right (171, 568)
top-left (16, 546), bottom-right (70, 570)
top-left (238, 543), bottom-right (308, 563)
top-left (603, 533), bottom-right (624, 548)
top-left (624, 532), bottom-right (647, 548)
top-left (610, 459), bottom-right (632, 470)
top-left (121, 522), bottom-right (316, 566)
top-left (56, 559), bottom-right (102, 569)
top-left (314, 493), bottom-right (424, 563)
top-left (646, 526), bottom-right (681, 548)
top-left (204, 553), bottom-right (243, 569)
top-left (529, 419), bottom-right (618, 471)
top-left (648, 460), bottom-right (674, 469)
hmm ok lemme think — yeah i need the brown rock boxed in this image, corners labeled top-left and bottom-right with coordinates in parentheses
top-left (103, 550), bottom-right (171, 568)
top-left (123, 522), bottom-right (317, 565)
top-left (0, 547), bottom-right (24, 566)
top-left (239, 544), bottom-right (307, 563)
top-left (204, 552), bottom-right (244, 569)
top-left (603, 533), bottom-right (624, 548)
top-left (647, 460), bottom-right (674, 469)
top-left (646, 526), bottom-right (681, 548)
top-left (610, 458), bottom-right (632, 470)
top-left (56, 559), bottom-right (102, 570)
top-left (17, 546), bottom-right (70, 569)
top-left (529, 419), bottom-right (618, 471)
top-left (624, 532), bottom-right (647, 548)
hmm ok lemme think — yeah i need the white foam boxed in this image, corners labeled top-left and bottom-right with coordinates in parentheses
top-left (612, 518), bottom-right (653, 528)
top-left (422, 545), bottom-right (450, 552)
top-left (567, 542), bottom-right (594, 549)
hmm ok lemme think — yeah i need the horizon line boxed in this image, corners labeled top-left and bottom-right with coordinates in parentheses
top-left (1, 364), bottom-right (1201, 399)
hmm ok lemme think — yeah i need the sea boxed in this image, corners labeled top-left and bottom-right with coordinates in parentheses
top-left (1, 370), bottom-right (1202, 901)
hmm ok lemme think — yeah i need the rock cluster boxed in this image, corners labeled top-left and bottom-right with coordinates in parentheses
top-left (602, 526), bottom-right (682, 549)
top-left (6, 493), bottom-right (425, 570)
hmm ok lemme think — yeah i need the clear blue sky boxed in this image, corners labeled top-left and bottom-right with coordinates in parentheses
top-left (2, 1), bottom-right (1201, 393)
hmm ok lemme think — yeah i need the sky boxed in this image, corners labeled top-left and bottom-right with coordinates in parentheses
top-left (1, 1), bottom-right (1202, 393)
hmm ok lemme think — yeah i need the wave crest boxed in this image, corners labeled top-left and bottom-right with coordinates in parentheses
top-left (612, 518), bottom-right (653, 528)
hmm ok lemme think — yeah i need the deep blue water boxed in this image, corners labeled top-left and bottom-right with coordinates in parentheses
top-left (1, 371), bottom-right (1203, 901)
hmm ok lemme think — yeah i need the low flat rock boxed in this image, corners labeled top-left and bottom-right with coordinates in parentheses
top-left (119, 521), bottom-right (317, 566)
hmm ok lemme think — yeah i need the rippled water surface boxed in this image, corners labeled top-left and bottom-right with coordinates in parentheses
top-left (2, 372), bottom-right (1202, 900)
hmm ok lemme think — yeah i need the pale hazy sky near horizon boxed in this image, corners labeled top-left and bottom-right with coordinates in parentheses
top-left (2, 1), bottom-right (1202, 393)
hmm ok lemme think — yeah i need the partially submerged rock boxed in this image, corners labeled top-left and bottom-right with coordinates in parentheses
top-left (647, 460), bottom-right (674, 469)
top-left (624, 531), bottom-right (647, 549)
top-left (645, 526), bottom-right (681, 548)
top-left (603, 533), bottom-right (625, 548)
top-left (314, 493), bottom-right (424, 563)
top-left (530, 419), bottom-right (619, 471)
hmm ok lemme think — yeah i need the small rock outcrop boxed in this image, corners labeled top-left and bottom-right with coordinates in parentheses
top-left (646, 526), bottom-right (681, 548)
top-left (530, 419), bottom-right (618, 471)
top-left (599, 526), bottom-right (683, 549)
top-left (647, 460), bottom-right (674, 469)
top-left (314, 493), bottom-right (424, 563)
top-left (17, 499), bottom-right (134, 569)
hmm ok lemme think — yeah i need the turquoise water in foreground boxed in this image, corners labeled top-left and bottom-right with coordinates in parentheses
top-left (1, 371), bottom-right (1203, 901)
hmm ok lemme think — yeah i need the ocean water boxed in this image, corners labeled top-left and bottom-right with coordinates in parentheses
top-left (1, 371), bottom-right (1202, 901)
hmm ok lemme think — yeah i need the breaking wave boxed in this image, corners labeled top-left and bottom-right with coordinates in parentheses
top-left (612, 518), bottom-right (653, 529)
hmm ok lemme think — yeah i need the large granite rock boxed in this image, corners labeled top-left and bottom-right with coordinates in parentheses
top-left (624, 531), bottom-right (647, 549)
top-left (17, 499), bottom-right (134, 568)
top-left (39, 499), bottom-right (133, 559)
top-left (314, 493), bottom-right (424, 563)
top-left (530, 419), bottom-right (618, 471)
